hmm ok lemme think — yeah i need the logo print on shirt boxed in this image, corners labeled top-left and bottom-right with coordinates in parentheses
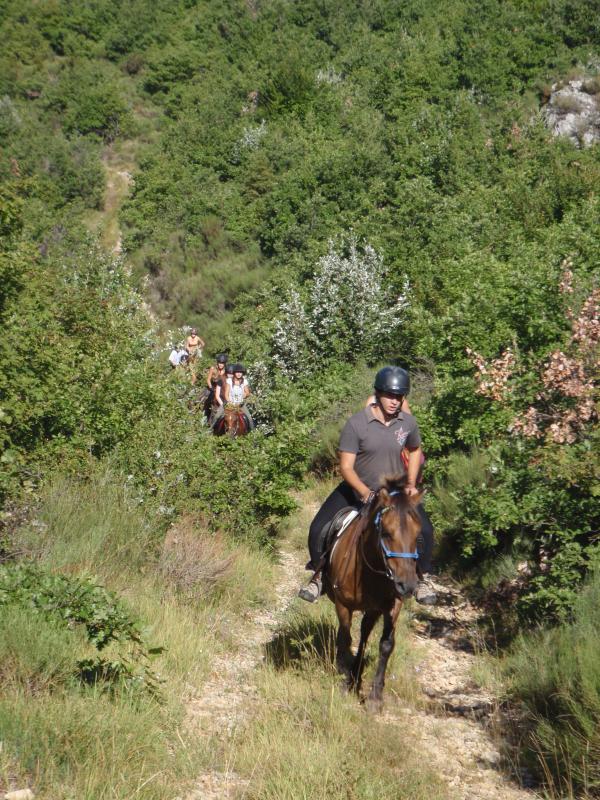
top-left (395, 427), bottom-right (409, 448)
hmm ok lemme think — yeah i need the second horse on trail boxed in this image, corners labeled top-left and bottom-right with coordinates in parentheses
top-left (323, 475), bottom-right (422, 710)
top-left (213, 405), bottom-right (251, 437)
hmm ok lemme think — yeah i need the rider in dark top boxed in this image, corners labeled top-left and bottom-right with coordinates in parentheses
top-left (298, 366), bottom-right (436, 605)
top-left (205, 354), bottom-right (227, 421)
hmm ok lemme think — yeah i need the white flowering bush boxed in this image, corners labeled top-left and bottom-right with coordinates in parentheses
top-left (272, 289), bottom-right (312, 377)
top-left (273, 237), bottom-right (410, 378)
top-left (315, 67), bottom-right (342, 85)
top-left (232, 120), bottom-right (267, 162)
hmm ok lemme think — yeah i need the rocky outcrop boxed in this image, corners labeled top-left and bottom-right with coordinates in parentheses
top-left (543, 78), bottom-right (600, 147)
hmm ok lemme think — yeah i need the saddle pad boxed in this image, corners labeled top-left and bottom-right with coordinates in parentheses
top-left (334, 509), bottom-right (359, 537)
top-left (329, 509), bottom-right (359, 560)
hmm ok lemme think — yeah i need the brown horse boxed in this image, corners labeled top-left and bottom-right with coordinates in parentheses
top-left (323, 475), bottom-right (422, 709)
top-left (213, 405), bottom-right (250, 437)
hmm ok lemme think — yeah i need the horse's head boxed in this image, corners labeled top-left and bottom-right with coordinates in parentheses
top-left (372, 478), bottom-right (423, 599)
top-left (222, 406), bottom-right (249, 438)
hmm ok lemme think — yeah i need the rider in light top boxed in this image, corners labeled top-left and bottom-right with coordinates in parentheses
top-left (298, 366), bottom-right (436, 605)
top-left (211, 363), bottom-right (254, 430)
top-left (225, 364), bottom-right (254, 429)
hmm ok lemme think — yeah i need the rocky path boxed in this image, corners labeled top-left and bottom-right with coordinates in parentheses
top-left (183, 521), bottom-right (536, 800)
top-left (385, 576), bottom-right (537, 800)
top-left (102, 147), bottom-right (133, 254)
top-left (184, 548), bottom-right (301, 799)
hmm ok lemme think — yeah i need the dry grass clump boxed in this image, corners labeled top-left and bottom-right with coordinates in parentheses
top-left (159, 514), bottom-right (235, 600)
top-left (582, 76), bottom-right (600, 95)
top-left (551, 93), bottom-right (585, 113)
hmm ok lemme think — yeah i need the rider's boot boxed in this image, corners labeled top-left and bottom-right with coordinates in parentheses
top-left (298, 571), bottom-right (322, 603)
top-left (415, 574), bottom-right (437, 605)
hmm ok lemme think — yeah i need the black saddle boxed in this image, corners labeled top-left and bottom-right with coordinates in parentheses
top-left (314, 506), bottom-right (359, 570)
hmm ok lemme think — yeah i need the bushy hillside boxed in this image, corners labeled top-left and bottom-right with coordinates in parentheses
top-left (0, 0), bottom-right (598, 795)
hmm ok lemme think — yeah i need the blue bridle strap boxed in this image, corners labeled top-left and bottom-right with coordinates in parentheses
top-left (374, 491), bottom-right (419, 561)
top-left (381, 542), bottom-right (419, 560)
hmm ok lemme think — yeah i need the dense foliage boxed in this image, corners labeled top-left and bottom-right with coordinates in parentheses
top-left (0, 0), bottom-right (598, 792)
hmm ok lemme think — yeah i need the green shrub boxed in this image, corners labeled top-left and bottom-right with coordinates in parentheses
top-left (0, 562), bottom-right (163, 695)
top-left (506, 570), bottom-right (600, 795)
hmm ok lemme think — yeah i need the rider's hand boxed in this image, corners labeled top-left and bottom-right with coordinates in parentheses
top-left (404, 485), bottom-right (419, 497)
top-left (361, 490), bottom-right (376, 505)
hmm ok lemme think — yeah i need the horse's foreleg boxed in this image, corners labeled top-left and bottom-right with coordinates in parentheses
top-left (351, 611), bottom-right (380, 694)
top-left (334, 602), bottom-right (354, 690)
top-left (368, 599), bottom-right (402, 710)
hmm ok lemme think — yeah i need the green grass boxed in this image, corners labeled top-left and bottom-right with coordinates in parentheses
top-left (231, 670), bottom-right (445, 800)
top-left (0, 688), bottom-right (197, 800)
top-left (505, 570), bottom-right (600, 796)
top-left (211, 599), bottom-right (439, 800)
top-left (197, 491), bottom-right (437, 800)
top-left (0, 470), bottom-right (276, 799)
top-left (0, 605), bottom-right (91, 694)
top-left (16, 471), bottom-right (156, 578)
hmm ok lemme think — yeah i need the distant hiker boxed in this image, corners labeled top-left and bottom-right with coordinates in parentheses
top-left (186, 328), bottom-right (205, 361)
top-left (169, 346), bottom-right (189, 368)
top-left (185, 328), bottom-right (205, 385)
top-left (298, 366), bottom-right (436, 605)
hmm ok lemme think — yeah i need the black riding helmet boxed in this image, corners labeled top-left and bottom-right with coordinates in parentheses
top-left (216, 353), bottom-right (227, 365)
top-left (225, 364), bottom-right (234, 375)
top-left (374, 366), bottom-right (410, 396)
top-left (233, 363), bottom-right (246, 375)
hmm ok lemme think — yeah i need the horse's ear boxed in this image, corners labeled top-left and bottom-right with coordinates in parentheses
top-left (408, 489), bottom-right (425, 506)
top-left (379, 488), bottom-right (390, 506)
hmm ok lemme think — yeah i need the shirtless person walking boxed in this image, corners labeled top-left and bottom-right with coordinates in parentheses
top-left (186, 328), bottom-right (205, 361)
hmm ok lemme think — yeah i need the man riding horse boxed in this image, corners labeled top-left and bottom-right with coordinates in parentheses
top-left (298, 366), bottom-right (436, 605)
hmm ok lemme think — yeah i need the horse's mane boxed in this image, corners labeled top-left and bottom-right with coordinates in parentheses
top-left (377, 474), bottom-right (419, 520)
top-left (350, 475), bottom-right (419, 541)
top-left (381, 473), bottom-right (409, 494)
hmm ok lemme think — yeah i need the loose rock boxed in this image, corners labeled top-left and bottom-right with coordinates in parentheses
top-left (543, 78), bottom-right (600, 147)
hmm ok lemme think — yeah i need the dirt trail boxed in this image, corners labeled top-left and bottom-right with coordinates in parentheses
top-left (102, 147), bottom-right (133, 254)
top-left (385, 577), bottom-right (537, 800)
top-left (184, 547), bottom-right (301, 799)
top-left (184, 515), bottom-right (537, 800)
top-left (84, 144), bottom-right (134, 254)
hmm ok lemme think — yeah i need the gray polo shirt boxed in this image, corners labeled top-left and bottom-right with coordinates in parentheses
top-left (338, 406), bottom-right (421, 496)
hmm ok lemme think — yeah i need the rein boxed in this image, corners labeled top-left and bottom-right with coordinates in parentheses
top-left (361, 490), bottom-right (418, 581)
